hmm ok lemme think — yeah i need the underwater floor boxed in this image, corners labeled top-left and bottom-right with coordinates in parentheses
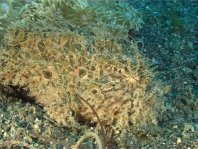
top-left (0, 0), bottom-right (198, 148)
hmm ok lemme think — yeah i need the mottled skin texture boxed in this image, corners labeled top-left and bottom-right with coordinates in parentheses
top-left (0, 30), bottom-right (165, 132)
